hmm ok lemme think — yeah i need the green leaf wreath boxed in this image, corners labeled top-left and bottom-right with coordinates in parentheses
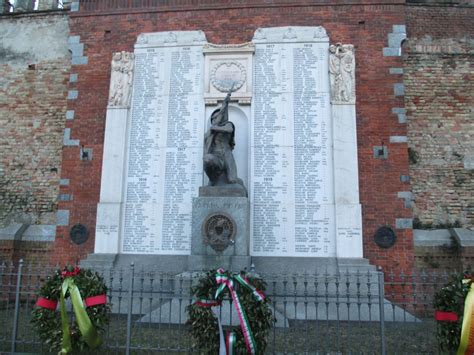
top-left (31, 266), bottom-right (110, 353)
top-left (433, 271), bottom-right (472, 352)
top-left (186, 269), bottom-right (274, 354)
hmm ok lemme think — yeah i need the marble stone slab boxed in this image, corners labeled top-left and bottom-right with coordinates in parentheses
top-left (121, 32), bottom-right (206, 254)
top-left (250, 27), bottom-right (335, 257)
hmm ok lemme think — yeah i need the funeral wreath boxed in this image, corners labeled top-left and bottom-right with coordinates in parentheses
top-left (433, 271), bottom-right (472, 352)
top-left (31, 266), bottom-right (110, 353)
top-left (187, 269), bottom-right (274, 354)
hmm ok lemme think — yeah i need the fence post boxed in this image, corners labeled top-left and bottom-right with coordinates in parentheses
top-left (378, 267), bottom-right (386, 355)
top-left (125, 262), bottom-right (135, 355)
top-left (11, 259), bottom-right (24, 354)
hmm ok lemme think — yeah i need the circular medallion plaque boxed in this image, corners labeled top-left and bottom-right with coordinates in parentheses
top-left (203, 213), bottom-right (236, 253)
top-left (70, 224), bottom-right (89, 245)
top-left (210, 62), bottom-right (246, 93)
top-left (374, 226), bottom-right (396, 249)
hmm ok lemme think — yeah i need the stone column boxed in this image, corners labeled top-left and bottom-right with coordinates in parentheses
top-left (330, 44), bottom-right (363, 258)
top-left (14, 0), bottom-right (34, 12)
top-left (95, 52), bottom-right (135, 254)
top-left (38, 0), bottom-right (59, 11)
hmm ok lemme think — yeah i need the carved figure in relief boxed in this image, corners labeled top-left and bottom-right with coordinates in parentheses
top-left (108, 51), bottom-right (134, 107)
top-left (329, 44), bottom-right (355, 103)
top-left (203, 87), bottom-right (244, 188)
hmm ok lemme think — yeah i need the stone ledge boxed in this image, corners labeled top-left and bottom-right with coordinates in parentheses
top-left (452, 228), bottom-right (474, 247)
top-left (414, 228), bottom-right (474, 247)
top-left (0, 223), bottom-right (27, 240)
top-left (22, 225), bottom-right (55, 242)
top-left (0, 223), bottom-right (55, 242)
top-left (199, 184), bottom-right (247, 197)
top-left (413, 229), bottom-right (451, 246)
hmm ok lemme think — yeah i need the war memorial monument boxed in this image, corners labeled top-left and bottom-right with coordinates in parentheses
top-left (89, 27), bottom-right (368, 274)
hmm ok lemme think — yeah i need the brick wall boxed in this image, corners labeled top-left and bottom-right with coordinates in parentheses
top-left (406, 3), bottom-right (474, 40)
top-left (0, 13), bottom-right (70, 262)
top-left (405, 4), bottom-right (474, 228)
top-left (54, 2), bottom-right (414, 271)
top-left (0, 240), bottom-right (54, 264)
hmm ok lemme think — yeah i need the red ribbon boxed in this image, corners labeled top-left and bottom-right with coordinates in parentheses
top-left (195, 299), bottom-right (222, 308)
top-left (36, 297), bottom-right (58, 310)
top-left (61, 266), bottom-right (80, 278)
top-left (435, 310), bottom-right (459, 322)
top-left (84, 294), bottom-right (107, 307)
top-left (37, 294), bottom-right (106, 310)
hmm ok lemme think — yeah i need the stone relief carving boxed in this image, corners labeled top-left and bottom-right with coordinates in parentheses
top-left (137, 34), bottom-right (148, 44)
top-left (253, 26), bottom-right (328, 43)
top-left (329, 44), bottom-right (355, 104)
top-left (204, 42), bottom-right (255, 51)
top-left (135, 31), bottom-right (207, 47)
top-left (210, 61), bottom-right (246, 93)
top-left (108, 51), bottom-right (135, 108)
top-left (253, 28), bottom-right (267, 40)
top-left (203, 213), bottom-right (236, 253)
top-left (192, 31), bottom-right (205, 42)
top-left (164, 31), bottom-right (178, 43)
top-left (283, 27), bottom-right (297, 40)
top-left (203, 42), bottom-right (254, 105)
top-left (313, 26), bottom-right (327, 39)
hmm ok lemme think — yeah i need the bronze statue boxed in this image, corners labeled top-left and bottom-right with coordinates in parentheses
top-left (203, 88), bottom-right (244, 189)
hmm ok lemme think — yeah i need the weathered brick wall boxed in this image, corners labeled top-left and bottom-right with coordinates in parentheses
top-left (54, 1), bottom-right (414, 271)
top-left (0, 13), bottom-right (70, 260)
top-left (0, 13), bottom-right (70, 225)
top-left (405, 4), bottom-right (474, 228)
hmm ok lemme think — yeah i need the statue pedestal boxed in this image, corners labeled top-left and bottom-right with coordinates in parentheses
top-left (189, 196), bottom-right (250, 271)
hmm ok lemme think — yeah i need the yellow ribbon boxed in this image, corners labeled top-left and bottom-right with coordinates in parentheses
top-left (59, 277), bottom-right (102, 354)
top-left (457, 279), bottom-right (474, 355)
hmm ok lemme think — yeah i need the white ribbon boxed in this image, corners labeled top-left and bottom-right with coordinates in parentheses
top-left (211, 306), bottom-right (226, 355)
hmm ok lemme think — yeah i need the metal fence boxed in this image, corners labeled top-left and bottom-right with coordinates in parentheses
top-left (0, 261), bottom-right (450, 354)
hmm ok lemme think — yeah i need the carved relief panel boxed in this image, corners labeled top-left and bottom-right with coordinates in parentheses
top-left (108, 51), bottom-right (135, 108)
top-left (329, 44), bottom-right (355, 104)
top-left (203, 43), bottom-right (255, 105)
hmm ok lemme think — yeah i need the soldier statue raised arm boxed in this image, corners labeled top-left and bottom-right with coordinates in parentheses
top-left (203, 86), bottom-right (245, 192)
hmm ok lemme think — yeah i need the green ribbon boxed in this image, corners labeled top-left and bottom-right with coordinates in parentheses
top-left (457, 279), bottom-right (474, 355)
top-left (59, 277), bottom-right (102, 354)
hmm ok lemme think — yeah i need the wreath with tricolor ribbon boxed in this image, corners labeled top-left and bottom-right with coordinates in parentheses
top-left (433, 272), bottom-right (474, 353)
top-left (31, 266), bottom-right (110, 354)
top-left (186, 268), bottom-right (274, 354)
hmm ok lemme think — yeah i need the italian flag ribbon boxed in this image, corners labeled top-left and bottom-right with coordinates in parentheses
top-left (226, 331), bottom-right (236, 355)
top-left (214, 268), bottom-right (263, 354)
top-left (457, 279), bottom-right (474, 355)
top-left (194, 269), bottom-right (265, 354)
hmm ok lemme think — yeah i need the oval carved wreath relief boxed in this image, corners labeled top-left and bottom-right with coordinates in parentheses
top-left (203, 213), bottom-right (236, 252)
top-left (210, 61), bottom-right (246, 93)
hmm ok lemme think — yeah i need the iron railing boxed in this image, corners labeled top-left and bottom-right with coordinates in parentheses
top-left (1, 260), bottom-right (449, 354)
